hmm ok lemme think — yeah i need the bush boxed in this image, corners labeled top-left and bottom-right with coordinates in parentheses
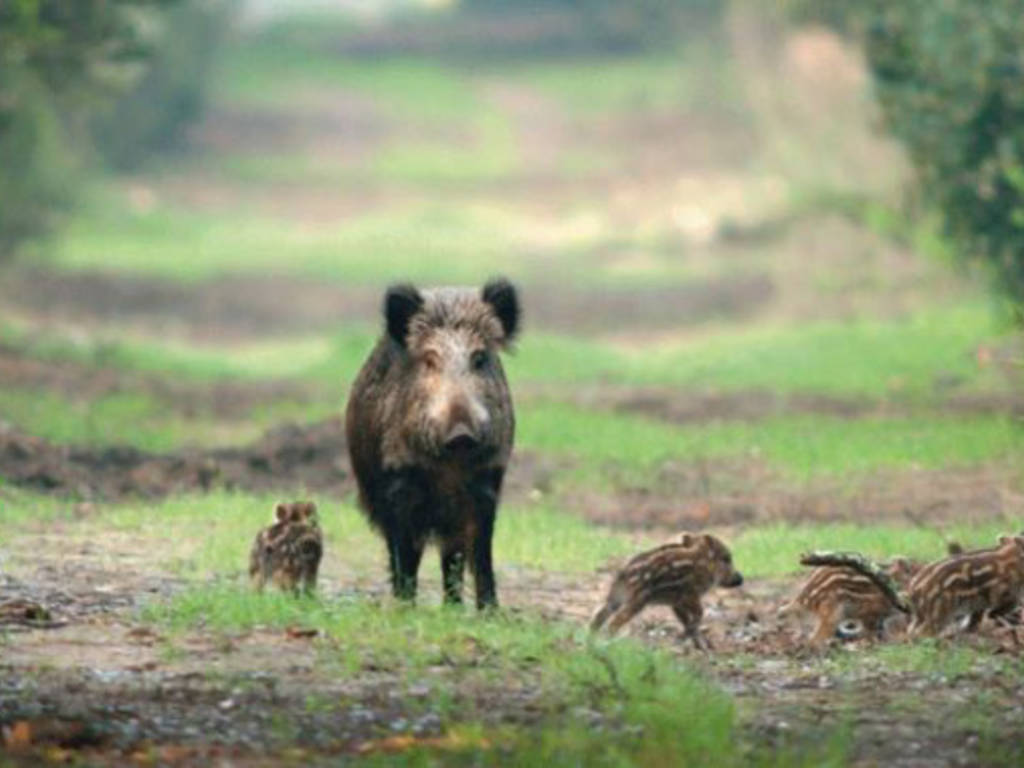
top-left (458, 0), bottom-right (722, 53)
top-left (0, 1), bottom-right (173, 259)
top-left (0, 69), bottom-right (76, 257)
top-left (786, 0), bottom-right (1024, 309)
top-left (865, 1), bottom-right (1024, 307)
top-left (92, 1), bottom-right (235, 171)
top-left (0, 1), bottom-right (233, 258)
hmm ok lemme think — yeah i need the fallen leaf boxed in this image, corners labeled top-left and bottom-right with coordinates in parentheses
top-left (356, 732), bottom-right (491, 755)
top-left (3, 720), bottom-right (32, 748)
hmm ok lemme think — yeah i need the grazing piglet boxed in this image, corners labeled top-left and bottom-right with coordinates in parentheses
top-left (249, 501), bottom-right (323, 595)
top-left (589, 533), bottom-right (744, 649)
top-left (778, 557), bottom-right (921, 647)
top-left (908, 534), bottom-right (1024, 638)
top-left (345, 279), bottom-right (519, 608)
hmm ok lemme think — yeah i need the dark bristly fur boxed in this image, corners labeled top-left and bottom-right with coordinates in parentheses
top-left (346, 279), bottom-right (520, 608)
top-left (589, 533), bottom-right (743, 649)
top-left (249, 501), bottom-right (322, 596)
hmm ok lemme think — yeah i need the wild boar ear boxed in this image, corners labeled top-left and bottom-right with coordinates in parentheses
top-left (304, 501), bottom-right (318, 519)
top-left (482, 277), bottom-right (520, 344)
top-left (678, 532), bottom-right (694, 547)
top-left (275, 503), bottom-right (289, 522)
top-left (385, 283), bottom-right (423, 347)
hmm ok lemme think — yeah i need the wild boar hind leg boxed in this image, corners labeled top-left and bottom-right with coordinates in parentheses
top-left (468, 468), bottom-right (504, 610)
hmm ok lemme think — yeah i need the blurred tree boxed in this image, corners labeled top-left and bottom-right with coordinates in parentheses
top-left (786, 0), bottom-right (1024, 309)
top-left (0, 0), bottom-right (232, 258)
top-left (459, 0), bottom-right (722, 52)
top-left (92, 1), bottom-right (235, 171)
top-left (0, 0), bottom-right (174, 257)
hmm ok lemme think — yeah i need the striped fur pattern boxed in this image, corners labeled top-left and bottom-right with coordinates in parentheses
top-left (907, 535), bottom-right (1024, 638)
top-left (589, 533), bottom-right (743, 649)
top-left (779, 557), bottom-right (921, 647)
top-left (249, 501), bottom-right (323, 596)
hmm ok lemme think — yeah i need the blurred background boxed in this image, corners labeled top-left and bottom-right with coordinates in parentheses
top-left (1, 0), bottom-right (1023, 526)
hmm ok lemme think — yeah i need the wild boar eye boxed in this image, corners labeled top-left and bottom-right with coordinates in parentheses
top-left (423, 352), bottom-right (441, 371)
top-left (470, 350), bottom-right (489, 372)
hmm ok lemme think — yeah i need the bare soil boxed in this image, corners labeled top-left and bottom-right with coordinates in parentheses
top-left (2, 517), bottom-right (1021, 767)
top-left (0, 343), bottom-right (319, 419)
top-left (0, 267), bottom-right (777, 340)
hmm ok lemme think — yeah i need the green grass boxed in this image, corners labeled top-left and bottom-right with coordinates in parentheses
top-left (371, 109), bottom-right (519, 186)
top-left (629, 305), bottom-right (1008, 398)
top-left (500, 49), bottom-right (736, 118)
top-left (732, 521), bottom-right (1019, 579)
top-left (218, 35), bottom-right (480, 124)
top-left (518, 401), bottom-right (1024, 484)
top-left (144, 590), bottom-right (756, 766)
top-left (0, 486), bottom-right (69, 527)
top-left (48, 197), bottom-right (537, 285)
top-left (10, 293), bottom-right (1006, 398)
top-left (0, 387), bottom-right (292, 452)
top-left (85, 492), bottom-right (643, 579)
top-left (0, 382), bottom-right (332, 452)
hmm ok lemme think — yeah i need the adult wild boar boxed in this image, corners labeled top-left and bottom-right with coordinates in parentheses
top-left (345, 279), bottom-right (520, 608)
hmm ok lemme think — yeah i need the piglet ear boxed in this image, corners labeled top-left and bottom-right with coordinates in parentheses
top-left (678, 532), bottom-right (694, 547)
top-left (275, 503), bottom-right (289, 522)
top-left (995, 536), bottom-right (1019, 552)
top-left (482, 277), bottom-right (520, 344)
top-left (385, 283), bottom-right (423, 347)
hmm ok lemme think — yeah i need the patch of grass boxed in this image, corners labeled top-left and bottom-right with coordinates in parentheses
top-left (496, 502), bottom-right (649, 573)
top-left (49, 199), bottom-right (525, 285)
top-left (91, 492), bottom-right (642, 579)
top-left (842, 642), bottom-right (1013, 680)
top-left (628, 304), bottom-right (1009, 398)
top-left (371, 109), bottom-right (518, 186)
top-left (95, 493), bottom-right (374, 578)
top-left (12, 299), bottom-right (1007, 398)
top-left (518, 401), bottom-right (1024, 483)
top-left (732, 521), bottom-right (1016, 579)
top-left (0, 486), bottom-right (69, 527)
top-left (0, 387), bottom-right (263, 452)
top-left (500, 48), bottom-right (736, 118)
top-left (145, 590), bottom-right (748, 764)
top-left (0, 317), bottom-right (338, 381)
top-left (219, 37), bottom-right (479, 125)
top-left (0, 382), bottom-right (330, 452)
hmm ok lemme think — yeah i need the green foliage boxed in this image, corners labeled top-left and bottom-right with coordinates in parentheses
top-left (789, 0), bottom-right (1024, 311)
top-left (92, 1), bottom-right (234, 170)
top-left (864, 1), bottom-right (1024, 308)
top-left (458, 0), bottom-right (722, 53)
top-left (0, 0), bottom-right (175, 256)
top-left (0, 0), bottom-right (231, 256)
top-left (0, 68), bottom-right (75, 255)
